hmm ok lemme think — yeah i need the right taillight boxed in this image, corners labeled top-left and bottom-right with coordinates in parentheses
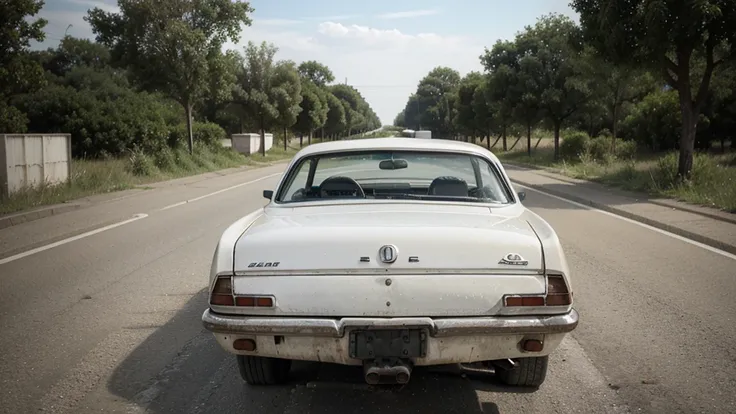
top-left (210, 276), bottom-right (234, 306)
top-left (503, 274), bottom-right (572, 307)
top-left (545, 274), bottom-right (572, 306)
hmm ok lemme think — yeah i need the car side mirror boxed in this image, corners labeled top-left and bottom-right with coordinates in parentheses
top-left (263, 190), bottom-right (273, 200)
top-left (517, 191), bottom-right (526, 202)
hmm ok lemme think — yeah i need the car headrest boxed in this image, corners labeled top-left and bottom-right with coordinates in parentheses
top-left (428, 176), bottom-right (468, 197)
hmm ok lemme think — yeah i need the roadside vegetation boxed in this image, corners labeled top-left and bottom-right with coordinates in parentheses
top-left (0, 140), bottom-right (308, 215)
top-left (1, 0), bottom-right (381, 214)
top-left (496, 134), bottom-right (736, 213)
top-left (393, 4), bottom-right (736, 212)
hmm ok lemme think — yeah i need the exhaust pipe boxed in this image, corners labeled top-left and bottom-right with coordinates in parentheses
top-left (363, 359), bottom-right (412, 385)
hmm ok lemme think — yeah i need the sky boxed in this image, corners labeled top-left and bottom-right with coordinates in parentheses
top-left (34, 0), bottom-right (579, 125)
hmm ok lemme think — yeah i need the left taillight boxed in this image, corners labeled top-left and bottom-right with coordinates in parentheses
top-left (210, 276), bottom-right (234, 306)
top-left (209, 276), bottom-right (276, 308)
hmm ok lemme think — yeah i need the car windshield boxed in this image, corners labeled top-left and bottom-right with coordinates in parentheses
top-left (276, 150), bottom-right (513, 204)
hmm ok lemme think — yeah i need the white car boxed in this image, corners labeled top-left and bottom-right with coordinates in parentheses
top-left (202, 137), bottom-right (578, 387)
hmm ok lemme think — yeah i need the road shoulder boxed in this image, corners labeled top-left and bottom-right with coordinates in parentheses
top-left (504, 163), bottom-right (736, 255)
top-left (0, 161), bottom-right (290, 230)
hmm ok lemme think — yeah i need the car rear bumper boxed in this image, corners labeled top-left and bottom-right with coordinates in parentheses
top-left (202, 308), bottom-right (579, 337)
top-left (202, 308), bottom-right (578, 365)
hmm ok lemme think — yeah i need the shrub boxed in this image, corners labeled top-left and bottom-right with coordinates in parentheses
top-left (167, 122), bottom-right (227, 149)
top-left (588, 136), bottom-right (610, 162)
top-left (153, 147), bottom-right (178, 172)
top-left (174, 147), bottom-right (199, 172)
top-left (127, 149), bottom-right (159, 176)
top-left (621, 90), bottom-right (680, 151)
top-left (15, 69), bottom-right (180, 157)
top-left (560, 131), bottom-right (590, 161)
top-left (615, 140), bottom-right (637, 160)
top-left (193, 122), bottom-right (227, 147)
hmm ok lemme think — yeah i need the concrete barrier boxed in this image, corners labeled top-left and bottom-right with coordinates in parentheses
top-left (1, 134), bottom-right (72, 196)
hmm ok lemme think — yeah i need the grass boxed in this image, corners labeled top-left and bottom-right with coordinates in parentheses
top-left (491, 137), bottom-right (736, 213)
top-left (0, 140), bottom-right (305, 215)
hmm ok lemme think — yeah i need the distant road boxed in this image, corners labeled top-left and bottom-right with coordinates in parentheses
top-left (0, 161), bottom-right (734, 414)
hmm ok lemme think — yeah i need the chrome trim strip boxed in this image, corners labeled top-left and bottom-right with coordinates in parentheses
top-left (233, 269), bottom-right (545, 276)
top-left (201, 308), bottom-right (579, 338)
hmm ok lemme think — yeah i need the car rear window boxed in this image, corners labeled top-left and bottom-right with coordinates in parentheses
top-left (276, 150), bottom-right (513, 205)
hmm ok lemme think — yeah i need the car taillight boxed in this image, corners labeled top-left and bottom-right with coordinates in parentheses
top-left (503, 274), bottom-right (572, 307)
top-left (210, 276), bottom-right (275, 308)
top-left (545, 274), bottom-right (572, 306)
top-left (235, 296), bottom-right (274, 307)
top-left (210, 276), bottom-right (234, 306)
top-left (504, 296), bottom-right (545, 307)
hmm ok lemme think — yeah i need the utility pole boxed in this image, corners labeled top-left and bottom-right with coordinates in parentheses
top-left (345, 77), bottom-right (347, 85)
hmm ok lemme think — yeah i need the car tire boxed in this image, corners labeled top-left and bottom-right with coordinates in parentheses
top-left (496, 356), bottom-right (548, 387)
top-left (237, 355), bottom-right (291, 385)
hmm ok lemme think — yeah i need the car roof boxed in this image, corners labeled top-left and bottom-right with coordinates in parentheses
top-left (292, 137), bottom-right (502, 163)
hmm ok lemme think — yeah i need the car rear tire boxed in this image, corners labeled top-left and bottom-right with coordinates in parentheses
top-left (237, 355), bottom-right (291, 385)
top-left (496, 356), bottom-right (548, 387)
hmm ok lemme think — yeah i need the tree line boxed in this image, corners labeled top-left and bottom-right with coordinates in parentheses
top-left (394, 3), bottom-right (736, 180)
top-left (0, 0), bottom-right (381, 158)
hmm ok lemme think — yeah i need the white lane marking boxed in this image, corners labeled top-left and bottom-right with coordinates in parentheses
top-left (517, 183), bottom-right (736, 261)
top-left (158, 172), bottom-right (283, 211)
top-left (0, 213), bottom-right (149, 266)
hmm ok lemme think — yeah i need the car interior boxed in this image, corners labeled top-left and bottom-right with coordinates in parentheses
top-left (288, 174), bottom-right (505, 202)
top-left (280, 153), bottom-right (513, 203)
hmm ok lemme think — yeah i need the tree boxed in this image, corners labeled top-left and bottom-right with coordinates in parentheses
top-left (324, 92), bottom-right (347, 139)
top-left (331, 84), bottom-right (365, 136)
top-left (402, 94), bottom-right (421, 130)
top-left (512, 14), bottom-right (595, 160)
top-left (202, 50), bottom-right (242, 124)
top-left (297, 61), bottom-right (335, 86)
top-left (294, 81), bottom-right (327, 145)
top-left (237, 41), bottom-right (301, 156)
top-left (415, 67), bottom-right (461, 138)
top-left (0, 0), bottom-right (48, 132)
top-left (272, 60), bottom-right (303, 150)
top-left (592, 58), bottom-right (656, 151)
top-left (484, 66), bottom-right (515, 151)
top-left (41, 36), bottom-right (111, 77)
top-left (454, 71), bottom-right (484, 141)
top-left (571, 0), bottom-right (736, 178)
top-left (471, 79), bottom-right (495, 150)
top-left (393, 109), bottom-right (406, 127)
top-left (87, 0), bottom-right (254, 154)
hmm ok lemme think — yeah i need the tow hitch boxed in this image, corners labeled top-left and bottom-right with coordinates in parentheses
top-left (350, 328), bottom-right (426, 385)
top-left (363, 358), bottom-right (412, 385)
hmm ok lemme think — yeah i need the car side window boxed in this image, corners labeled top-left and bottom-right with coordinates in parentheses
top-left (281, 159), bottom-right (311, 201)
top-left (478, 161), bottom-right (511, 203)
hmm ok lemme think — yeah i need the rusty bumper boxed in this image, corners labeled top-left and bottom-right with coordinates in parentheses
top-left (201, 308), bottom-right (579, 338)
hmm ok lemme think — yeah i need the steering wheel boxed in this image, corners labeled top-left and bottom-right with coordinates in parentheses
top-left (318, 176), bottom-right (366, 198)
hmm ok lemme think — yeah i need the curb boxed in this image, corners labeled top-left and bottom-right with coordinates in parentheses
top-left (504, 162), bottom-right (736, 225)
top-left (0, 203), bottom-right (82, 230)
top-left (511, 178), bottom-right (736, 256)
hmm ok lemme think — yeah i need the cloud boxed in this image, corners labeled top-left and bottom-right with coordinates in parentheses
top-left (377, 9), bottom-right (439, 19)
top-left (226, 21), bottom-right (484, 124)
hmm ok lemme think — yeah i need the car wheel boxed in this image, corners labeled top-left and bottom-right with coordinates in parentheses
top-left (236, 355), bottom-right (291, 385)
top-left (496, 356), bottom-right (548, 387)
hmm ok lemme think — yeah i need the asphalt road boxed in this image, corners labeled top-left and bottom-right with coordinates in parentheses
top-left (1, 162), bottom-right (734, 414)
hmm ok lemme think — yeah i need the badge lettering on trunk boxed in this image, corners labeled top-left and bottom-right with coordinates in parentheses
top-left (248, 262), bottom-right (280, 268)
top-left (379, 245), bottom-right (398, 264)
top-left (498, 253), bottom-right (528, 266)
